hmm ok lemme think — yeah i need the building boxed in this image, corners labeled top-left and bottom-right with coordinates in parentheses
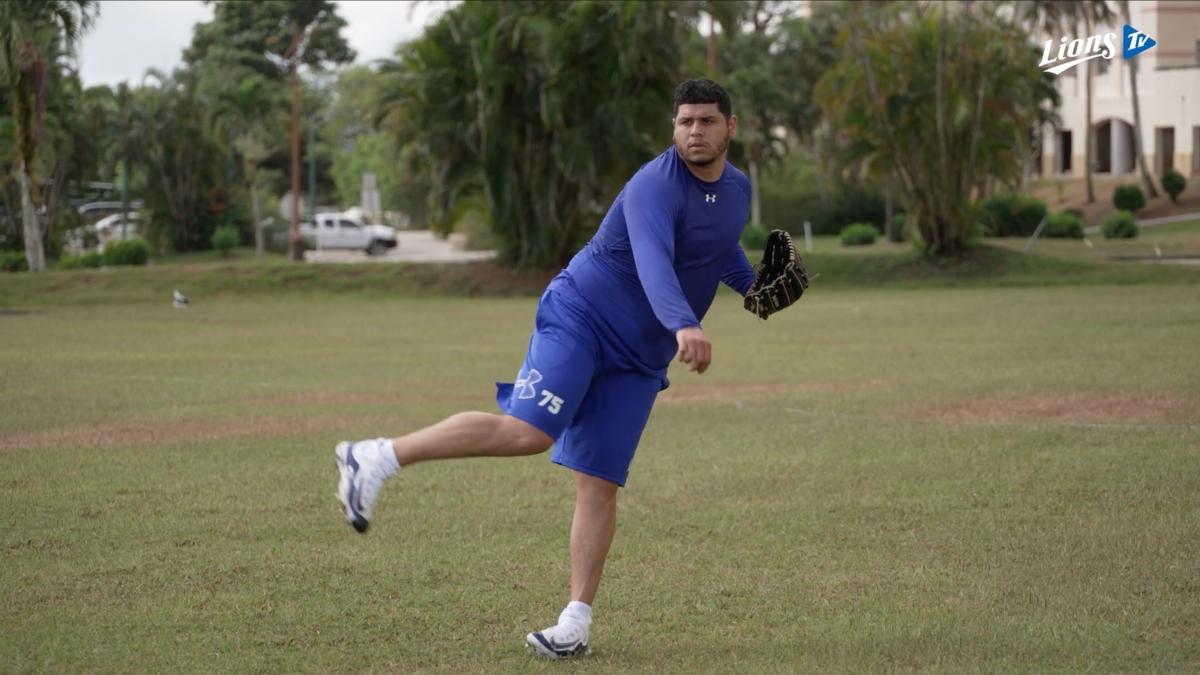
top-left (1041, 0), bottom-right (1200, 179)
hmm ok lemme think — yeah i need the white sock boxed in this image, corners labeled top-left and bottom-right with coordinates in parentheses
top-left (563, 601), bottom-right (592, 628)
top-left (377, 438), bottom-right (400, 475)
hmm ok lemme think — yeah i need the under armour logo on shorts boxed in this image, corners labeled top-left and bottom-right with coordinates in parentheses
top-left (705, 194), bottom-right (716, 203)
top-left (514, 369), bottom-right (543, 399)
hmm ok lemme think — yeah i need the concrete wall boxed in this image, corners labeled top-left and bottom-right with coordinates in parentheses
top-left (1151, 0), bottom-right (1200, 68)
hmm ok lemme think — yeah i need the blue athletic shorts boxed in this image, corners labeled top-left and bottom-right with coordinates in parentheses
top-left (495, 288), bottom-right (663, 487)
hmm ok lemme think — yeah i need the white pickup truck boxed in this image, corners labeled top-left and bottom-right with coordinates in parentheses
top-left (300, 213), bottom-right (398, 255)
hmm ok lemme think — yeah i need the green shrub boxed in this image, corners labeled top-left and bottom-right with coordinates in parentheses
top-left (212, 225), bottom-right (240, 257)
top-left (981, 194), bottom-right (1047, 237)
top-left (1112, 185), bottom-right (1145, 213)
top-left (0, 250), bottom-right (28, 272)
top-left (741, 224), bottom-right (769, 250)
top-left (1101, 210), bottom-right (1138, 239)
top-left (1043, 212), bottom-right (1084, 239)
top-left (57, 252), bottom-right (104, 269)
top-left (840, 223), bottom-right (879, 247)
top-left (1161, 169), bottom-right (1186, 203)
top-left (102, 238), bottom-right (151, 266)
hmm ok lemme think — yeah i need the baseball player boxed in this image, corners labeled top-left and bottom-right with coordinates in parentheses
top-left (333, 78), bottom-right (807, 659)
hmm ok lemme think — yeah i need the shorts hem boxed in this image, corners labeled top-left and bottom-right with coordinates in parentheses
top-left (501, 405), bottom-right (564, 444)
top-left (551, 456), bottom-right (628, 488)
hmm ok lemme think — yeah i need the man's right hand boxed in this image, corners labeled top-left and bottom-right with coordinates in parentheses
top-left (675, 326), bottom-right (712, 374)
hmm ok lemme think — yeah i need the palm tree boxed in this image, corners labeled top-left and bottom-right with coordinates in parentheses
top-left (137, 68), bottom-right (228, 253)
top-left (1118, 0), bottom-right (1157, 198)
top-left (207, 75), bottom-right (284, 260)
top-left (379, 0), bottom-right (687, 269)
top-left (819, 2), bottom-right (1048, 254)
top-left (1014, 0), bottom-right (1113, 203)
top-left (0, 0), bottom-right (97, 271)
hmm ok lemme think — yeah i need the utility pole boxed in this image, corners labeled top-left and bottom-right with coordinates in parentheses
top-left (309, 114), bottom-right (316, 223)
top-left (120, 159), bottom-right (128, 241)
top-left (286, 19), bottom-right (303, 262)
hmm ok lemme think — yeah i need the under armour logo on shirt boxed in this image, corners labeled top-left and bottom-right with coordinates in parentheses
top-left (514, 369), bottom-right (543, 399)
top-left (705, 194), bottom-right (716, 203)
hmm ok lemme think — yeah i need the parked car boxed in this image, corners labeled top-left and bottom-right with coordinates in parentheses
top-left (94, 212), bottom-right (143, 251)
top-left (64, 212), bottom-right (143, 254)
top-left (76, 200), bottom-right (145, 223)
top-left (299, 212), bottom-right (398, 255)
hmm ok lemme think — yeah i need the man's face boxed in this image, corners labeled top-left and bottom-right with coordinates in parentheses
top-left (672, 103), bottom-right (737, 168)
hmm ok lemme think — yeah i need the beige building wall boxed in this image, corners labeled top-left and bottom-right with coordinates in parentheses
top-left (1041, 0), bottom-right (1200, 179)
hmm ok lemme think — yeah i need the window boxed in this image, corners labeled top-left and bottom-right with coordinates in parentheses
top-left (1156, 127), bottom-right (1175, 174)
top-left (339, 220), bottom-right (361, 230)
top-left (1098, 58), bottom-right (1109, 75)
top-left (1059, 130), bottom-right (1073, 174)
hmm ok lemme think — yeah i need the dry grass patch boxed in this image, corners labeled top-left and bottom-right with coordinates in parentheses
top-left (0, 414), bottom-right (401, 453)
top-left (658, 379), bottom-right (891, 405)
top-left (916, 391), bottom-right (1200, 425)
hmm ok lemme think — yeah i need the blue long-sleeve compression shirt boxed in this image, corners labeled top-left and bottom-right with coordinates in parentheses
top-left (547, 145), bottom-right (757, 374)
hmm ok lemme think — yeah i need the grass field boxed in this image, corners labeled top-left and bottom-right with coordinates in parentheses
top-left (991, 218), bottom-right (1200, 261)
top-left (2, 255), bottom-right (1200, 673)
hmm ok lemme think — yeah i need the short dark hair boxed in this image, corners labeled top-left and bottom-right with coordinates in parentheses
top-left (673, 78), bottom-right (732, 121)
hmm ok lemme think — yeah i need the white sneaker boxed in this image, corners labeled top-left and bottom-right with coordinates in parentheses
top-left (334, 439), bottom-right (395, 533)
top-left (526, 611), bottom-right (591, 659)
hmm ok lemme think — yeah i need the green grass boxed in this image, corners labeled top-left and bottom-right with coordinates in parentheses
top-left (1138, 218), bottom-right (1200, 238)
top-left (145, 246), bottom-right (291, 265)
top-left (990, 219), bottom-right (1200, 261)
top-left (2, 282), bottom-right (1199, 673)
top-left (4, 242), bottom-right (1200, 310)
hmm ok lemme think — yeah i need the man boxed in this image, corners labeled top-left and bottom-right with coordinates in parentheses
top-left (335, 78), bottom-right (759, 659)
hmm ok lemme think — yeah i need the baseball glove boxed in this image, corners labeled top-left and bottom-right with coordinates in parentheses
top-left (744, 229), bottom-right (809, 320)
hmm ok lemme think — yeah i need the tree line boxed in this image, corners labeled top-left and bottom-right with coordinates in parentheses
top-left (2, 0), bottom-right (1129, 271)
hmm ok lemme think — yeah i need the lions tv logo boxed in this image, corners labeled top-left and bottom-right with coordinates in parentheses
top-left (1039, 24), bottom-right (1155, 75)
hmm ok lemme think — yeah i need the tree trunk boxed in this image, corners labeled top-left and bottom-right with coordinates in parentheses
top-left (884, 174), bottom-right (894, 242)
top-left (289, 57), bottom-right (303, 261)
top-left (1023, 127), bottom-right (1040, 196)
top-left (285, 18), bottom-right (307, 262)
top-left (19, 162), bottom-right (44, 272)
top-left (812, 138), bottom-right (828, 204)
top-left (707, 14), bottom-right (717, 76)
top-left (251, 175), bottom-right (263, 261)
top-left (40, 161), bottom-right (67, 255)
top-left (2, 178), bottom-right (17, 247)
top-left (749, 157), bottom-right (761, 227)
top-left (1121, 0), bottom-right (1158, 198)
top-left (1084, 19), bottom-right (1095, 204)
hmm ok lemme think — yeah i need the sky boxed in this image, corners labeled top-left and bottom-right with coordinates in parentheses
top-left (77, 1), bottom-right (460, 89)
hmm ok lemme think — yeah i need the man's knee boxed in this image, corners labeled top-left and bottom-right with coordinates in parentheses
top-left (498, 415), bottom-right (554, 456)
top-left (575, 471), bottom-right (619, 503)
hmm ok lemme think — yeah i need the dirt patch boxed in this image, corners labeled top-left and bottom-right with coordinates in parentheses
top-left (254, 390), bottom-right (493, 407)
top-left (658, 380), bottom-right (889, 405)
top-left (0, 414), bottom-right (406, 453)
top-left (917, 391), bottom-right (1200, 425)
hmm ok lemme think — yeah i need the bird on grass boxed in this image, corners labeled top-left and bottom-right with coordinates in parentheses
top-left (173, 290), bottom-right (189, 308)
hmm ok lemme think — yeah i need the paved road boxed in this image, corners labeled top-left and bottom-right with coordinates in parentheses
top-left (305, 230), bottom-right (497, 264)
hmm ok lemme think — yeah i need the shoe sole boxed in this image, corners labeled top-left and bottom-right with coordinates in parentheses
top-left (526, 632), bottom-right (591, 659)
top-left (334, 442), bottom-right (370, 533)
